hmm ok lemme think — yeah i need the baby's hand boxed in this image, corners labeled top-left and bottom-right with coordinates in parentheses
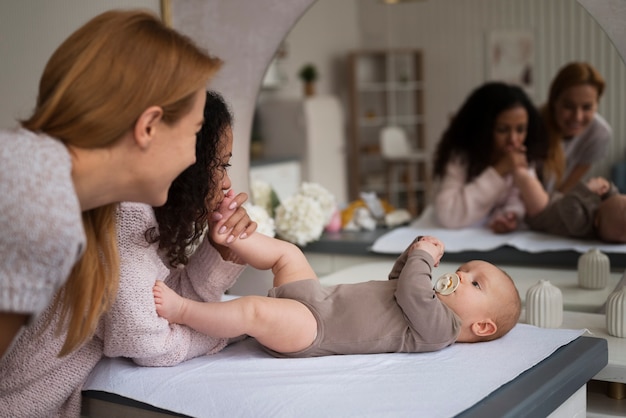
top-left (586, 177), bottom-right (610, 196)
top-left (489, 212), bottom-right (518, 234)
top-left (411, 236), bottom-right (444, 266)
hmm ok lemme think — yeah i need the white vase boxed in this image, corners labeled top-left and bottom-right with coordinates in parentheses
top-left (606, 286), bottom-right (626, 338)
top-left (577, 248), bottom-right (610, 289)
top-left (526, 280), bottom-right (563, 328)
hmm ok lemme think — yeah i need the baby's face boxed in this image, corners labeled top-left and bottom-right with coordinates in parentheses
top-left (436, 260), bottom-right (513, 323)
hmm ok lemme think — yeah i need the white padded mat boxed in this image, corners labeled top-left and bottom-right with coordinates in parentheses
top-left (84, 324), bottom-right (584, 418)
top-left (372, 206), bottom-right (626, 254)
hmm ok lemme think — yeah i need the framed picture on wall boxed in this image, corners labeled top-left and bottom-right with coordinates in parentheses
top-left (486, 29), bottom-right (534, 94)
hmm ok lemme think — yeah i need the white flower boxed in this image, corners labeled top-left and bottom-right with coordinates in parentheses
top-left (274, 194), bottom-right (325, 246)
top-left (247, 181), bottom-right (335, 246)
top-left (250, 180), bottom-right (278, 217)
top-left (242, 202), bottom-right (276, 237)
top-left (298, 182), bottom-right (336, 223)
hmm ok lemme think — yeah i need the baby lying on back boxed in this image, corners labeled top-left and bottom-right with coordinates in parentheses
top-left (153, 193), bottom-right (522, 358)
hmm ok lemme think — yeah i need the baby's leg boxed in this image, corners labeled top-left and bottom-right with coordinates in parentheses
top-left (153, 280), bottom-right (189, 325)
top-left (268, 239), bottom-right (317, 287)
top-left (153, 281), bottom-right (316, 353)
top-left (225, 232), bottom-right (318, 288)
top-left (243, 296), bottom-right (317, 353)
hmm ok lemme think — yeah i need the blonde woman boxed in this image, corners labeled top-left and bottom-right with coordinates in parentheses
top-left (539, 62), bottom-right (611, 193)
top-left (0, 10), bottom-right (222, 417)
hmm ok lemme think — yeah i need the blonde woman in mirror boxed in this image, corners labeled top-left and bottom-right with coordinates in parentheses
top-left (514, 168), bottom-right (626, 243)
top-left (539, 62), bottom-right (611, 194)
top-left (154, 195), bottom-right (522, 358)
top-left (0, 10), bottom-right (222, 417)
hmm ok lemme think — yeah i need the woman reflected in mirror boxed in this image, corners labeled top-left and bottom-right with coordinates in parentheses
top-left (432, 82), bottom-right (547, 232)
top-left (538, 62), bottom-right (611, 194)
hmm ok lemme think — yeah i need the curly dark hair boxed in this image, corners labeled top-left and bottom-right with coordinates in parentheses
top-left (146, 91), bottom-right (233, 267)
top-left (433, 82), bottom-right (547, 182)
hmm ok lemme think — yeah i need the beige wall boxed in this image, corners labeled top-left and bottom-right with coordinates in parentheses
top-left (0, 0), bottom-right (160, 129)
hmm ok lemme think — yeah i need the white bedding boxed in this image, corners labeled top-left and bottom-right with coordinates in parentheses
top-left (372, 206), bottom-right (626, 254)
top-left (84, 324), bottom-right (584, 418)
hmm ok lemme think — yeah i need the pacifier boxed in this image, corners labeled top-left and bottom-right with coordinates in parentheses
top-left (434, 273), bottom-right (460, 295)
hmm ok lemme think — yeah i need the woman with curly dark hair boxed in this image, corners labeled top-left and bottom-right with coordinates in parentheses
top-left (100, 91), bottom-right (257, 365)
top-left (432, 82), bottom-right (547, 232)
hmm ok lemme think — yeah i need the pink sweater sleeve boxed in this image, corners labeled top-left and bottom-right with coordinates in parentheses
top-left (486, 170), bottom-right (530, 224)
top-left (433, 158), bottom-right (508, 228)
top-left (100, 202), bottom-right (246, 367)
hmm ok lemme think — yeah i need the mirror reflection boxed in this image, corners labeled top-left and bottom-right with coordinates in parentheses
top-left (250, 0), bottom-right (626, 218)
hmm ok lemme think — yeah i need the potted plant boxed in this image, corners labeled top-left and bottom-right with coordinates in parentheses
top-left (298, 63), bottom-right (318, 96)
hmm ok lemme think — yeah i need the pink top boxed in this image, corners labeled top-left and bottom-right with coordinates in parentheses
top-left (433, 156), bottom-right (528, 229)
top-left (101, 202), bottom-right (246, 366)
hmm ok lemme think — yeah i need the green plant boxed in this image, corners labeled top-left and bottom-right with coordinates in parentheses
top-left (298, 64), bottom-right (318, 83)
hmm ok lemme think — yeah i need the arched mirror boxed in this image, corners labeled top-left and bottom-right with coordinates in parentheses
top-left (248, 0), bottom-right (626, 212)
top-left (169, 0), bottom-right (626, 211)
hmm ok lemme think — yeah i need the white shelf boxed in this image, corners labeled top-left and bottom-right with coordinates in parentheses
top-left (348, 49), bottom-right (428, 215)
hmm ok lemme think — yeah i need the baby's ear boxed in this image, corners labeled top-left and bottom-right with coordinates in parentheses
top-left (471, 319), bottom-right (497, 337)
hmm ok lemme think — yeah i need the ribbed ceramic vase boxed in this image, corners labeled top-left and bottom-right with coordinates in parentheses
top-left (578, 248), bottom-right (610, 289)
top-left (526, 280), bottom-right (563, 328)
top-left (606, 286), bottom-right (626, 338)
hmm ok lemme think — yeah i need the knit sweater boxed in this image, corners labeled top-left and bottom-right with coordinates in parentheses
top-left (100, 202), bottom-right (246, 365)
top-left (433, 155), bottom-right (528, 229)
top-left (0, 128), bottom-right (85, 324)
top-left (0, 202), bottom-right (246, 417)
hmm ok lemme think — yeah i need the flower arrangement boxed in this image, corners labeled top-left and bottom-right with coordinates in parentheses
top-left (242, 201), bottom-right (276, 238)
top-left (246, 180), bottom-right (336, 246)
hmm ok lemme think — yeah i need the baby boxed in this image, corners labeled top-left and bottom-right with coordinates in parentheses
top-left (514, 168), bottom-right (626, 243)
top-left (153, 195), bottom-right (521, 357)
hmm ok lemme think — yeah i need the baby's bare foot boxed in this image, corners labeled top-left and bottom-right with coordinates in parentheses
top-left (153, 280), bottom-right (186, 324)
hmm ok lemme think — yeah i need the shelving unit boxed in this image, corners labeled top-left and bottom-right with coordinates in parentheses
top-left (347, 49), bottom-right (430, 215)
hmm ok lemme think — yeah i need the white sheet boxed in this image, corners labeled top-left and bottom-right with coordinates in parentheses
top-left (372, 206), bottom-right (626, 254)
top-left (84, 324), bottom-right (584, 418)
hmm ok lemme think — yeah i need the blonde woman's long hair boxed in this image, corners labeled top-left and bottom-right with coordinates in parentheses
top-left (540, 62), bottom-right (605, 187)
top-left (21, 9), bottom-right (222, 356)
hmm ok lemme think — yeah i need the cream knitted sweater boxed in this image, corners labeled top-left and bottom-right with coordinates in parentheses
top-left (0, 128), bottom-right (85, 324)
top-left (0, 202), bottom-right (246, 417)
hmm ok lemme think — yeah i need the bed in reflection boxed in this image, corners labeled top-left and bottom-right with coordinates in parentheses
top-left (371, 206), bottom-right (626, 269)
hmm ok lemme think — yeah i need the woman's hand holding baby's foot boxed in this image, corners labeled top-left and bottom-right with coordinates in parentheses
top-left (153, 280), bottom-right (186, 324)
top-left (210, 189), bottom-right (254, 246)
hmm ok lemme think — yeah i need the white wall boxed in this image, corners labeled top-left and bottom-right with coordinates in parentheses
top-left (0, 0), bottom-right (160, 129)
top-left (257, 0), bottom-right (361, 103)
